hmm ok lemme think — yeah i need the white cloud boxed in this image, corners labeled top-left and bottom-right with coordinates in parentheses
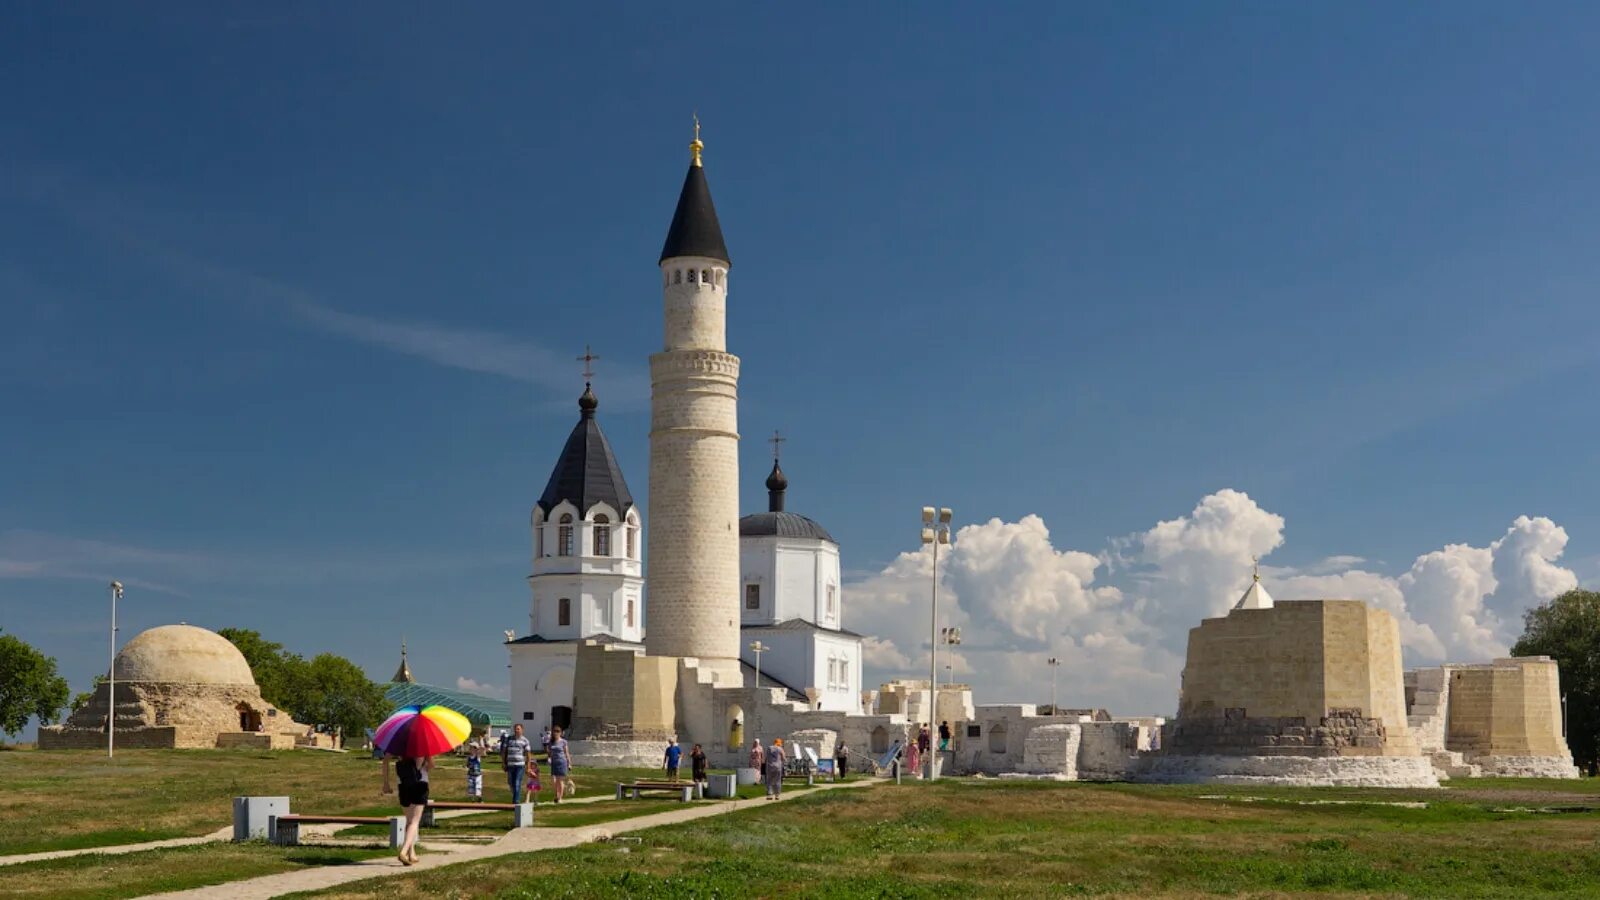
top-left (844, 491), bottom-right (1579, 717)
top-left (455, 676), bottom-right (510, 700)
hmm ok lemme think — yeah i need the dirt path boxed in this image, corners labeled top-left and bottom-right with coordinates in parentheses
top-left (143, 781), bottom-right (872, 899)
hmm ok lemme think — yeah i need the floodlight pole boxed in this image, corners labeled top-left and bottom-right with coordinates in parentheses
top-left (750, 641), bottom-right (768, 688)
top-left (921, 507), bottom-right (952, 782)
top-left (1047, 657), bottom-right (1061, 716)
top-left (108, 581), bottom-right (123, 759)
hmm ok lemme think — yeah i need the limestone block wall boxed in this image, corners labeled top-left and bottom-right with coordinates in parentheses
top-left (1446, 657), bottom-right (1569, 759)
top-left (1021, 725), bottom-right (1081, 777)
top-left (697, 678), bottom-right (912, 769)
top-left (1176, 600), bottom-right (1419, 757)
top-left (645, 348), bottom-right (741, 665)
top-left (1077, 721), bottom-right (1156, 778)
top-left (570, 642), bottom-right (680, 742)
top-left (1165, 708), bottom-right (1393, 757)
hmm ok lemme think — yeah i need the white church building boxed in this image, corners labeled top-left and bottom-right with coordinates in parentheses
top-left (739, 458), bottom-right (863, 713)
top-left (507, 382), bottom-right (644, 736)
top-left (507, 125), bottom-right (866, 742)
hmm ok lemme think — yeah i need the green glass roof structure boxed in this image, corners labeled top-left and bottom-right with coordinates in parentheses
top-left (384, 681), bottom-right (512, 730)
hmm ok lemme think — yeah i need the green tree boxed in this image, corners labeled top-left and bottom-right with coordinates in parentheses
top-left (0, 632), bottom-right (72, 737)
top-left (218, 628), bottom-right (306, 710)
top-left (294, 653), bottom-right (389, 741)
top-left (1511, 589), bottom-right (1600, 774)
top-left (69, 674), bottom-right (107, 714)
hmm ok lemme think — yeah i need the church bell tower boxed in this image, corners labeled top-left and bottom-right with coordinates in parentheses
top-left (645, 122), bottom-right (742, 678)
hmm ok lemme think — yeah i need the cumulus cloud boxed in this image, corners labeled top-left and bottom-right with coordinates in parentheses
top-left (455, 676), bottom-right (510, 699)
top-left (844, 490), bottom-right (1578, 717)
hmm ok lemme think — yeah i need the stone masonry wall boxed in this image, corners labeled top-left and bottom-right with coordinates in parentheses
top-left (1166, 707), bottom-right (1392, 757)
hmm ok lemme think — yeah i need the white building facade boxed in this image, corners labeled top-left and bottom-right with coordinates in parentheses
top-left (739, 461), bottom-right (863, 713)
top-left (508, 383), bottom-right (642, 735)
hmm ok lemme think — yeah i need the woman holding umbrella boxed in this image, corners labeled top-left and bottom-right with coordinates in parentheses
top-left (375, 705), bottom-right (472, 866)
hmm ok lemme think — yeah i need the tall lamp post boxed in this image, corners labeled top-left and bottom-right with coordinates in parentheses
top-left (750, 641), bottom-right (769, 689)
top-left (1046, 657), bottom-right (1061, 716)
top-left (921, 506), bottom-right (952, 781)
top-left (108, 581), bottom-right (123, 759)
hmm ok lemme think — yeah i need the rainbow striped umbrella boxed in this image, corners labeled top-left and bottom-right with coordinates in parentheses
top-left (372, 705), bottom-right (472, 757)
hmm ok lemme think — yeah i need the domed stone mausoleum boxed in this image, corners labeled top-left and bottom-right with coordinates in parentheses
top-left (39, 624), bottom-right (306, 750)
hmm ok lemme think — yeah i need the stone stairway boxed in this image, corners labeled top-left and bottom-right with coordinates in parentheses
top-left (1429, 750), bottom-right (1481, 779)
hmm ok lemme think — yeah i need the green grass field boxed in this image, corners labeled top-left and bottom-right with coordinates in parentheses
top-left (0, 748), bottom-right (773, 855)
top-left (302, 778), bottom-right (1600, 899)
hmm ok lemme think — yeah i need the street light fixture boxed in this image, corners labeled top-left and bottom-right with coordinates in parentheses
top-left (921, 506), bottom-right (952, 781)
top-left (1047, 657), bottom-right (1061, 716)
top-left (749, 641), bottom-right (770, 688)
top-left (108, 581), bottom-right (123, 759)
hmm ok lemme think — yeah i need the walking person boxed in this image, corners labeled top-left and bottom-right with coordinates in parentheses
top-left (764, 738), bottom-right (787, 800)
top-left (938, 721), bottom-right (952, 752)
top-left (917, 724), bottom-right (932, 756)
top-left (540, 725), bottom-right (552, 756)
top-left (690, 743), bottom-right (708, 790)
top-left (549, 725), bottom-right (574, 802)
top-left (501, 723), bottom-right (534, 803)
top-left (834, 741), bottom-right (849, 781)
top-left (465, 738), bottom-right (485, 801)
top-left (749, 738), bottom-right (765, 771)
top-left (381, 752), bottom-right (433, 866)
top-left (906, 734), bottom-right (922, 779)
top-left (663, 738), bottom-right (683, 782)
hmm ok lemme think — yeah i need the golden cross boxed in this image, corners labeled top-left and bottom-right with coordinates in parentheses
top-left (577, 345), bottom-right (600, 383)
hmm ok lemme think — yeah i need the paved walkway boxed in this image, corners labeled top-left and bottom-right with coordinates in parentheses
top-left (0, 829), bottom-right (235, 868)
top-left (146, 781), bottom-right (871, 899)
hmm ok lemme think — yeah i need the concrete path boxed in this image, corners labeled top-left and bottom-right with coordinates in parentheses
top-left (0, 828), bottom-right (235, 868)
top-left (146, 780), bottom-right (872, 899)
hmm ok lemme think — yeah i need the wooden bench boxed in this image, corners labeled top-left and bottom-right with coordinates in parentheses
top-left (782, 772), bottom-right (816, 786)
top-left (422, 801), bottom-right (535, 828)
top-left (269, 814), bottom-right (403, 847)
top-left (615, 780), bottom-right (696, 802)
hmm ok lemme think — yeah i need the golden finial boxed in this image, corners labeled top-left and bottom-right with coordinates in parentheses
top-left (1251, 556), bottom-right (1260, 582)
top-left (690, 113), bottom-right (704, 167)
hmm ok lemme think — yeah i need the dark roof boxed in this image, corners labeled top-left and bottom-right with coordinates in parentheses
top-left (659, 163), bottom-right (730, 265)
top-left (739, 511), bottom-right (835, 543)
top-left (536, 386), bottom-right (634, 516)
top-left (738, 660), bottom-right (807, 703)
top-left (505, 633), bottom-right (636, 647)
top-left (743, 618), bottom-right (863, 639)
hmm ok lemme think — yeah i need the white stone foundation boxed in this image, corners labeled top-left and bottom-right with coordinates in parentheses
top-left (1468, 755), bottom-right (1581, 779)
top-left (1136, 754), bottom-right (1440, 788)
top-left (567, 739), bottom-right (665, 769)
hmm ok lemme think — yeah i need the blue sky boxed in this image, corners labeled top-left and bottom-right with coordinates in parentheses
top-left (4, 4), bottom-right (1599, 728)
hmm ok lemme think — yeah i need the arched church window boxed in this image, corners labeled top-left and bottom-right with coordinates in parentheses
top-left (701, 269), bottom-right (710, 285)
top-left (535, 524), bottom-right (544, 559)
top-left (745, 584), bottom-right (760, 610)
top-left (826, 585), bottom-right (837, 618)
top-left (558, 515), bottom-right (574, 556)
top-left (674, 270), bottom-right (682, 284)
top-left (626, 598), bottom-right (635, 627)
top-left (626, 524), bottom-right (635, 559)
top-left (594, 514), bottom-right (611, 557)
top-left (559, 597), bottom-right (571, 627)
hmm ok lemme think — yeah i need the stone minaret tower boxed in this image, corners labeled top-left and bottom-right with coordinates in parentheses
top-left (645, 124), bottom-right (742, 678)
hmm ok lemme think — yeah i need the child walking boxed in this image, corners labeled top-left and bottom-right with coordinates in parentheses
top-left (465, 738), bottom-right (485, 801)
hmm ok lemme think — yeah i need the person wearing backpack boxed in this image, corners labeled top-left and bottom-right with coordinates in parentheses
top-left (382, 753), bottom-right (433, 866)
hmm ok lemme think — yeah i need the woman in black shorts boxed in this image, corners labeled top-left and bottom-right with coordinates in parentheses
top-left (383, 753), bottom-right (433, 865)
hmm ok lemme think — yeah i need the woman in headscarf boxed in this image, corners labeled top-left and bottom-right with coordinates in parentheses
top-left (749, 738), bottom-right (765, 772)
top-left (906, 732), bottom-right (922, 779)
top-left (764, 738), bottom-right (787, 800)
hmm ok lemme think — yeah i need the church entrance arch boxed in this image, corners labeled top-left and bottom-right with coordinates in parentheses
top-left (550, 706), bottom-right (572, 732)
top-left (726, 704), bottom-right (745, 753)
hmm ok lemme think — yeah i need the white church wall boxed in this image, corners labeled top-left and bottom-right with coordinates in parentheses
top-left (739, 538), bottom-right (779, 625)
top-left (776, 545), bottom-right (816, 623)
top-left (810, 632), bottom-right (862, 713)
top-left (508, 643), bottom-right (577, 737)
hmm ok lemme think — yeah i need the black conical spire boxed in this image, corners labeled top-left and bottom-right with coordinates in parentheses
top-left (536, 383), bottom-right (633, 516)
top-left (659, 122), bottom-right (730, 265)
